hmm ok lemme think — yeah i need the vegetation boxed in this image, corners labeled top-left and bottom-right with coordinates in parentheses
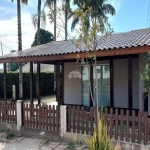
top-left (140, 52), bottom-right (150, 92)
top-left (86, 118), bottom-right (113, 150)
top-left (31, 29), bottom-right (54, 47)
top-left (71, 0), bottom-right (115, 32)
top-left (66, 142), bottom-right (75, 150)
top-left (6, 132), bottom-right (14, 140)
top-left (0, 72), bottom-right (54, 99)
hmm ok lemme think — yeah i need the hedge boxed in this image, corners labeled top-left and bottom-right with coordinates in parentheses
top-left (0, 72), bottom-right (54, 99)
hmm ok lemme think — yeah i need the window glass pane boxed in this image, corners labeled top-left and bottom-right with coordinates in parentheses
top-left (93, 65), bottom-right (110, 107)
top-left (82, 66), bottom-right (90, 106)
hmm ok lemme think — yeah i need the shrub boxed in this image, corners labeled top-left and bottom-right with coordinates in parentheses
top-left (0, 72), bottom-right (54, 99)
top-left (86, 116), bottom-right (113, 150)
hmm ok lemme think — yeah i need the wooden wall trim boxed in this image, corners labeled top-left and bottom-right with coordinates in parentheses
top-left (110, 59), bottom-right (114, 107)
top-left (128, 56), bottom-right (132, 111)
top-left (56, 61), bottom-right (60, 105)
top-left (4, 63), bottom-right (7, 102)
top-left (90, 60), bottom-right (93, 107)
top-left (30, 62), bottom-right (33, 104)
top-left (37, 63), bottom-right (41, 105)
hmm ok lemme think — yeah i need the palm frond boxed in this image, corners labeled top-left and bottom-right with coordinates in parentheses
top-left (102, 4), bottom-right (116, 16)
top-left (71, 13), bottom-right (80, 31)
top-left (21, 0), bottom-right (28, 5)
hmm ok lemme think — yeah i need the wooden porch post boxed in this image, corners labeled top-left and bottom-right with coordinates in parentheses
top-left (37, 63), bottom-right (41, 105)
top-left (110, 59), bottom-right (114, 107)
top-left (30, 62), bottom-right (33, 104)
top-left (90, 60), bottom-right (93, 107)
top-left (128, 56), bottom-right (132, 111)
top-left (4, 63), bottom-right (7, 102)
top-left (56, 61), bottom-right (60, 105)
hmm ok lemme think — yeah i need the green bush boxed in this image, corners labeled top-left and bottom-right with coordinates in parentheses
top-left (0, 72), bottom-right (54, 99)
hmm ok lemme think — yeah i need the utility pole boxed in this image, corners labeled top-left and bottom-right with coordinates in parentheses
top-left (0, 39), bottom-right (3, 56)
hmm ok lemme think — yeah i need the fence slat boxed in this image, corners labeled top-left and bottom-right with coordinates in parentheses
top-left (90, 107), bottom-right (94, 136)
top-left (115, 109), bottom-right (118, 140)
top-left (138, 111), bottom-right (141, 144)
top-left (126, 110), bottom-right (129, 142)
top-left (86, 112), bottom-right (89, 135)
top-left (52, 105), bottom-right (55, 131)
top-left (39, 105), bottom-right (41, 129)
top-left (72, 106), bottom-right (76, 133)
top-left (56, 105), bottom-right (59, 132)
top-left (110, 108), bottom-right (113, 138)
top-left (132, 110), bottom-right (135, 143)
top-left (81, 106), bottom-right (84, 134)
top-left (77, 106), bottom-right (80, 134)
top-left (49, 105), bottom-right (52, 131)
top-left (46, 105), bottom-right (48, 130)
top-left (144, 111), bottom-right (148, 145)
top-left (120, 109), bottom-right (124, 141)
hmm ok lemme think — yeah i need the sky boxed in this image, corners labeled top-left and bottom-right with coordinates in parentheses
top-left (0, 0), bottom-right (150, 58)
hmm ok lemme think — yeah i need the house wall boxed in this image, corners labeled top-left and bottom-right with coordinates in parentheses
top-left (64, 58), bottom-right (141, 109)
top-left (113, 58), bottom-right (139, 109)
top-left (64, 62), bottom-right (82, 105)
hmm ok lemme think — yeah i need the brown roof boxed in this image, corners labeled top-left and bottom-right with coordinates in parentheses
top-left (1, 28), bottom-right (150, 63)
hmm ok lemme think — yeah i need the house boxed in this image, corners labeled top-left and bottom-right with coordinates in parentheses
top-left (0, 28), bottom-right (150, 114)
top-left (17, 63), bottom-right (54, 73)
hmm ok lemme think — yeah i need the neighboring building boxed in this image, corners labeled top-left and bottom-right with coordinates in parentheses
top-left (1, 28), bottom-right (150, 114)
top-left (17, 63), bottom-right (54, 73)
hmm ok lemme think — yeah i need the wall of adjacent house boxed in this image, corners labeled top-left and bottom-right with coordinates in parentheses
top-left (139, 53), bottom-right (146, 111)
top-left (113, 58), bottom-right (139, 109)
top-left (64, 62), bottom-right (82, 105)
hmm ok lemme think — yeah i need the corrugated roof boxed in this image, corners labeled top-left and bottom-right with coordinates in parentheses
top-left (1, 28), bottom-right (150, 60)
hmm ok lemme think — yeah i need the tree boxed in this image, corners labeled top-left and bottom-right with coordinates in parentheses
top-left (71, 0), bottom-right (115, 32)
top-left (11, 0), bottom-right (28, 99)
top-left (31, 28), bottom-right (54, 47)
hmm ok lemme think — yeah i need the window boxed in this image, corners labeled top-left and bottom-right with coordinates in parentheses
top-left (82, 64), bottom-right (110, 107)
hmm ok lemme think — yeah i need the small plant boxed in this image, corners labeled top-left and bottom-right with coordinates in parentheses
top-left (6, 132), bottom-right (14, 140)
top-left (66, 142), bottom-right (75, 150)
top-left (86, 113), bottom-right (114, 150)
top-left (0, 129), bottom-right (5, 133)
top-left (43, 139), bottom-right (50, 145)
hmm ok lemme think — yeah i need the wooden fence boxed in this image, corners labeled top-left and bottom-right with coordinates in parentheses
top-left (0, 101), bottom-right (16, 124)
top-left (22, 103), bottom-right (60, 132)
top-left (67, 105), bottom-right (150, 145)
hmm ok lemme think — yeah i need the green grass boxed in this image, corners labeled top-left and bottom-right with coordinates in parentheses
top-left (66, 142), bottom-right (75, 150)
top-left (6, 132), bottom-right (14, 140)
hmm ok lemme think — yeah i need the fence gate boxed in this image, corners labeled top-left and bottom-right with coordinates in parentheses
top-left (22, 103), bottom-right (60, 132)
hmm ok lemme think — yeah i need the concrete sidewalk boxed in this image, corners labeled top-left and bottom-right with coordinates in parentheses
top-left (0, 132), bottom-right (88, 150)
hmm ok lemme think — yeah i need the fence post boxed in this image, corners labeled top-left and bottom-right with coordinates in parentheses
top-left (60, 105), bottom-right (67, 138)
top-left (16, 100), bottom-right (22, 131)
top-left (12, 85), bottom-right (16, 101)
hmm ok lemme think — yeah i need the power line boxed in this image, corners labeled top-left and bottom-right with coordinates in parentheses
top-left (2, 44), bottom-right (14, 50)
top-left (0, 35), bottom-right (29, 49)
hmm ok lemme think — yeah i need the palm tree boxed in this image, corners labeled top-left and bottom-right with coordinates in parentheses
top-left (32, 0), bottom-right (46, 45)
top-left (71, 0), bottom-right (116, 32)
top-left (43, 0), bottom-right (57, 41)
top-left (11, 0), bottom-right (28, 99)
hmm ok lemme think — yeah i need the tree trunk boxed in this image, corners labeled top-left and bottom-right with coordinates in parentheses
top-left (37, 0), bottom-right (41, 45)
top-left (54, 0), bottom-right (57, 41)
top-left (54, 0), bottom-right (57, 94)
top-left (17, 0), bottom-right (23, 99)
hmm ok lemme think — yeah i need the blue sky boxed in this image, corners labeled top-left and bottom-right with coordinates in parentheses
top-left (0, 0), bottom-right (149, 57)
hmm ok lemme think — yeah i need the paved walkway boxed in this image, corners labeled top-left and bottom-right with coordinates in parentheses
top-left (0, 132), bottom-right (88, 150)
